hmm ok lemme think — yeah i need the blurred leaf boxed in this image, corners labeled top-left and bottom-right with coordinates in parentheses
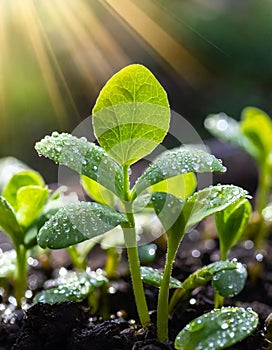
top-left (0, 157), bottom-right (29, 193)
top-left (175, 307), bottom-right (258, 350)
top-left (241, 107), bottom-right (272, 162)
top-left (149, 172), bottom-right (196, 200)
top-left (204, 113), bottom-right (258, 159)
top-left (140, 266), bottom-right (182, 289)
top-left (215, 199), bottom-right (251, 259)
top-left (81, 175), bottom-right (115, 208)
top-left (16, 186), bottom-right (49, 228)
top-left (2, 170), bottom-right (45, 210)
top-left (212, 262), bottom-right (247, 297)
top-left (92, 64), bottom-right (170, 166)
top-left (35, 132), bottom-right (124, 199)
top-left (0, 250), bottom-right (16, 279)
top-left (183, 185), bottom-right (249, 231)
top-left (0, 197), bottom-right (23, 245)
top-left (33, 270), bottom-right (108, 304)
top-left (132, 148), bottom-right (226, 199)
top-left (37, 202), bottom-right (127, 249)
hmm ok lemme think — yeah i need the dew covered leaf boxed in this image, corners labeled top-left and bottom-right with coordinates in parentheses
top-left (33, 270), bottom-right (108, 304)
top-left (212, 262), bottom-right (247, 297)
top-left (175, 307), bottom-right (258, 350)
top-left (183, 185), bottom-right (249, 231)
top-left (215, 199), bottom-right (251, 259)
top-left (204, 113), bottom-right (258, 159)
top-left (0, 197), bottom-right (23, 245)
top-left (132, 148), bottom-right (226, 199)
top-left (0, 249), bottom-right (16, 279)
top-left (35, 132), bottom-right (124, 199)
top-left (37, 202), bottom-right (127, 249)
top-left (92, 64), bottom-right (170, 166)
top-left (241, 107), bottom-right (272, 162)
top-left (16, 186), bottom-right (49, 228)
top-left (2, 170), bottom-right (45, 210)
top-left (149, 172), bottom-right (196, 200)
top-left (140, 266), bottom-right (182, 289)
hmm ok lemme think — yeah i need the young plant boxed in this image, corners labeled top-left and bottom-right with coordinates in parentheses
top-left (35, 64), bottom-right (257, 346)
top-left (205, 107), bottom-right (272, 245)
top-left (0, 169), bottom-right (49, 305)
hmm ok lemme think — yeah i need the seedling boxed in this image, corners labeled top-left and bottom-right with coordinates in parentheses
top-left (35, 64), bottom-right (257, 346)
top-left (0, 169), bottom-right (49, 304)
top-left (205, 108), bottom-right (272, 245)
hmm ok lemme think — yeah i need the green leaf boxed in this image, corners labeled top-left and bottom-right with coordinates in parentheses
top-left (183, 185), bottom-right (249, 231)
top-left (241, 107), bottom-right (272, 162)
top-left (92, 64), bottom-right (170, 166)
top-left (37, 202), bottom-right (127, 249)
top-left (140, 266), bottom-right (182, 289)
top-left (0, 197), bottom-right (23, 245)
top-left (204, 113), bottom-right (258, 159)
top-left (35, 132), bottom-right (124, 199)
top-left (215, 199), bottom-right (251, 259)
top-left (33, 270), bottom-right (108, 304)
top-left (81, 175), bottom-right (116, 208)
top-left (212, 262), bottom-right (247, 297)
top-left (0, 250), bottom-right (16, 279)
top-left (132, 148), bottom-right (226, 199)
top-left (175, 307), bottom-right (258, 350)
top-left (0, 157), bottom-right (29, 193)
top-left (16, 186), bottom-right (49, 228)
top-left (149, 172), bottom-right (196, 200)
top-left (2, 170), bottom-right (45, 210)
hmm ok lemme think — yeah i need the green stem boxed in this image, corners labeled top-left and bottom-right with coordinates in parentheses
top-left (255, 163), bottom-right (270, 246)
top-left (121, 165), bottom-right (150, 328)
top-left (157, 247), bottom-right (176, 342)
top-left (66, 246), bottom-right (86, 270)
top-left (105, 247), bottom-right (121, 279)
top-left (14, 244), bottom-right (28, 306)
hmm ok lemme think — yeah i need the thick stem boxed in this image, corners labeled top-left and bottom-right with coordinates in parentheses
top-left (157, 247), bottom-right (175, 342)
top-left (14, 244), bottom-right (28, 306)
top-left (121, 165), bottom-right (150, 328)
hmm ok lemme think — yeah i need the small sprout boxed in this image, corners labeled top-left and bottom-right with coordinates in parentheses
top-left (34, 270), bottom-right (108, 304)
top-left (140, 266), bottom-right (182, 289)
top-left (175, 307), bottom-right (258, 350)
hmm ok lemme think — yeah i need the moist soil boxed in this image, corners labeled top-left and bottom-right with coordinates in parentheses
top-left (1, 230), bottom-right (272, 350)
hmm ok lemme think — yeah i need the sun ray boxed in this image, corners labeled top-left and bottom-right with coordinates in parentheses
top-left (101, 0), bottom-right (210, 87)
top-left (0, 1), bottom-right (8, 141)
top-left (16, 0), bottom-right (68, 127)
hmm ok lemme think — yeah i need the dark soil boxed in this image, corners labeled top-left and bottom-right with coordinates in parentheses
top-left (1, 230), bottom-right (272, 350)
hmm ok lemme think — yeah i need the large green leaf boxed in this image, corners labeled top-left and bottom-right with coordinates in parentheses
top-left (92, 64), bottom-right (170, 166)
top-left (241, 107), bottom-right (272, 162)
top-left (34, 270), bottom-right (108, 304)
top-left (16, 186), bottom-right (49, 228)
top-left (204, 113), bottom-right (258, 159)
top-left (132, 148), bottom-right (226, 199)
top-left (175, 307), bottom-right (258, 350)
top-left (35, 132), bottom-right (124, 199)
top-left (2, 170), bottom-right (45, 210)
top-left (0, 197), bottom-right (23, 245)
top-left (215, 199), bottom-right (251, 259)
top-left (183, 185), bottom-right (249, 231)
top-left (37, 202), bottom-right (127, 249)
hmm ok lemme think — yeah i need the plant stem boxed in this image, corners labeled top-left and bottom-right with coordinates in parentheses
top-left (66, 246), bottom-right (86, 270)
top-left (157, 246), bottom-right (175, 342)
top-left (105, 247), bottom-right (121, 278)
top-left (121, 165), bottom-right (150, 328)
top-left (255, 163), bottom-right (270, 246)
top-left (14, 244), bottom-right (28, 306)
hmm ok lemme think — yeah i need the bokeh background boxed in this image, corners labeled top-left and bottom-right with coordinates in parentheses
top-left (0, 0), bottom-right (271, 183)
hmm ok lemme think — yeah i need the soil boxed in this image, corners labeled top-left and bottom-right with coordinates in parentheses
top-left (1, 230), bottom-right (272, 350)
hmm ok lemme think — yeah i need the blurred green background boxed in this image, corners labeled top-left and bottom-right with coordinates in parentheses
top-left (0, 0), bottom-right (271, 183)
